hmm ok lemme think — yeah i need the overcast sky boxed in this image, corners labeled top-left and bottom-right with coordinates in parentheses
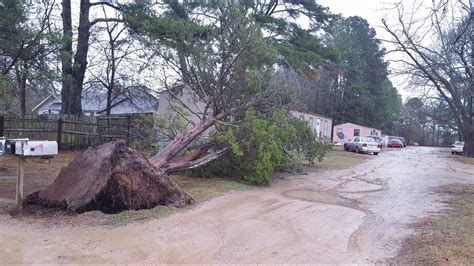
top-left (317, 0), bottom-right (413, 100)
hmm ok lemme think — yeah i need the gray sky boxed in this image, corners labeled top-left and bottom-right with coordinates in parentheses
top-left (318, 0), bottom-right (412, 100)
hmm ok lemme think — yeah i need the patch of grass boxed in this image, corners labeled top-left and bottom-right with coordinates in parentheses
top-left (0, 151), bottom-right (81, 178)
top-left (95, 206), bottom-right (177, 227)
top-left (173, 175), bottom-right (248, 202)
top-left (393, 184), bottom-right (474, 265)
top-left (453, 156), bottom-right (474, 165)
top-left (0, 179), bottom-right (16, 186)
top-left (303, 149), bottom-right (368, 172)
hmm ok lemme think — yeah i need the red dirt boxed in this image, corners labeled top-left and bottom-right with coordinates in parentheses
top-left (25, 140), bottom-right (193, 213)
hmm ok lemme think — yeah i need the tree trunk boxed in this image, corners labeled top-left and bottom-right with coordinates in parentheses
top-left (106, 36), bottom-right (116, 116)
top-left (150, 110), bottom-right (231, 169)
top-left (436, 125), bottom-right (440, 146)
top-left (463, 125), bottom-right (474, 157)
top-left (466, 3), bottom-right (474, 157)
top-left (60, 0), bottom-right (73, 114)
top-left (106, 86), bottom-right (113, 116)
top-left (69, 0), bottom-right (92, 115)
top-left (150, 118), bottom-right (217, 169)
top-left (60, 0), bottom-right (92, 115)
top-left (163, 145), bottom-right (230, 173)
top-left (15, 63), bottom-right (28, 115)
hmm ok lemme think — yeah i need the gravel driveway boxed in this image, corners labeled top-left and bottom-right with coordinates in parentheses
top-left (1, 147), bottom-right (473, 264)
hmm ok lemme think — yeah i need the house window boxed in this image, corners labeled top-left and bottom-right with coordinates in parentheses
top-left (324, 121), bottom-right (328, 136)
top-left (309, 117), bottom-right (314, 128)
top-left (299, 115), bottom-right (304, 120)
top-left (354, 129), bottom-right (360, 137)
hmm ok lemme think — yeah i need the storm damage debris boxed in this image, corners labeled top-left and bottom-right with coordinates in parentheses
top-left (25, 140), bottom-right (193, 213)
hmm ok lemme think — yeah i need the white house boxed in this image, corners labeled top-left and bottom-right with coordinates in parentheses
top-left (290, 110), bottom-right (333, 139)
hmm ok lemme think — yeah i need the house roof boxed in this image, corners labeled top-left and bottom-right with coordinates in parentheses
top-left (31, 94), bottom-right (61, 112)
top-left (96, 87), bottom-right (159, 114)
top-left (32, 86), bottom-right (159, 114)
top-left (333, 122), bottom-right (381, 131)
top-left (290, 109), bottom-right (332, 121)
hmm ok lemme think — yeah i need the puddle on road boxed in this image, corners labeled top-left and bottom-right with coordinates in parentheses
top-left (283, 189), bottom-right (365, 212)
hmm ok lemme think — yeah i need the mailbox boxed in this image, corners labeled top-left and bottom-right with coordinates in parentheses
top-left (4, 140), bottom-right (17, 154)
top-left (3, 138), bottom-right (29, 155)
top-left (0, 137), bottom-right (5, 155)
top-left (15, 140), bottom-right (58, 156)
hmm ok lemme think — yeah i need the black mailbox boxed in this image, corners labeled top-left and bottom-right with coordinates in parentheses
top-left (4, 140), bottom-right (16, 154)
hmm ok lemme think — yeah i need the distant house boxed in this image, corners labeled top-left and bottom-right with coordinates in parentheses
top-left (290, 110), bottom-right (333, 139)
top-left (156, 86), bottom-right (206, 127)
top-left (332, 122), bottom-right (381, 144)
top-left (32, 86), bottom-right (159, 116)
top-left (32, 94), bottom-right (62, 115)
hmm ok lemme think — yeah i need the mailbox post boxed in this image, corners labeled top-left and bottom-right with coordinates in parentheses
top-left (14, 139), bottom-right (28, 210)
top-left (0, 138), bottom-right (58, 209)
top-left (16, 156), bottom-right (25, 207)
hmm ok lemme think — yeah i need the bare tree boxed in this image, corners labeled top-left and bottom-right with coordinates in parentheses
top-left (382, 0), bottom-right (474, 156)
top-left (88, 5), bottom-right (140, 116)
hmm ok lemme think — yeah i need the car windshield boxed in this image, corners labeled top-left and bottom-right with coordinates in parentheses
top-left (454, 141), bottom-right (464, 145)
top-left (361, 137), bottom-right (376, 142)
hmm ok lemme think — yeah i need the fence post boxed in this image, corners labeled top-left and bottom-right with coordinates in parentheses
top-left (57, 118), bottom-right (63, 150)
top-left (0, 115), bottom-right (4, 137)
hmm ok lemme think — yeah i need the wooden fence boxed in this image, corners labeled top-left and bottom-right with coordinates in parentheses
top-left (0, 113), bottom-right (155, 150)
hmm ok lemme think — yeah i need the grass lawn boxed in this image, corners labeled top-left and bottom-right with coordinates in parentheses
top-left (453, 156), bottom-right (474, 165)
top-left (303, 148), bottom-right (369, 173)
top-left (393, 184), bottom-right (474, 264)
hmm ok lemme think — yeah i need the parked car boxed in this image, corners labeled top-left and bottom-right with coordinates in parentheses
top-left (387, 139), bottom-right (403, 148)
top-left (389, 136), bottom-right (407, 147)
top-left (344, 136), bottom-right (382, 155)
top-left (451, 141), bottom-right (464, 155)
top-left (366, 136), bottom-right (385, 146)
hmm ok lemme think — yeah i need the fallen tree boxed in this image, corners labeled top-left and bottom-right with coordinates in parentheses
top-left (25, 140), bottom-right (193, 213)
top-left (122, 0), bottom-right (337, 171)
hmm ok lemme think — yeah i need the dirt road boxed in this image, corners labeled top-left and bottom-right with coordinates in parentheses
top-left (1, 147), bottom-right (473, 264)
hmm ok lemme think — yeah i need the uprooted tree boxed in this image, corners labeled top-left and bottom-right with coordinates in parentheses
top-left (26, 140), bottom-right (193, 213)
top-left (123, 0), bottom-right (336, 173)
top-left (382, 0), bottom-right (474, 156)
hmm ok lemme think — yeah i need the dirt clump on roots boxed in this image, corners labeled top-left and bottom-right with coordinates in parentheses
top-left (25, 140), bottom-right (193, 214)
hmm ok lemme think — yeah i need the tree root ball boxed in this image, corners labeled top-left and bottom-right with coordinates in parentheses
top-left (25, 140), bottom-right (194, 214)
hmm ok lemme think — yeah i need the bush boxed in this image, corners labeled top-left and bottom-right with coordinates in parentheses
top-left (190, 109), bottom-right (332, 186)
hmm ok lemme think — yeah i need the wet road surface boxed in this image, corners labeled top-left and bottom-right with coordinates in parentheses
top-left (1, 147), bottom-right (473, 263)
